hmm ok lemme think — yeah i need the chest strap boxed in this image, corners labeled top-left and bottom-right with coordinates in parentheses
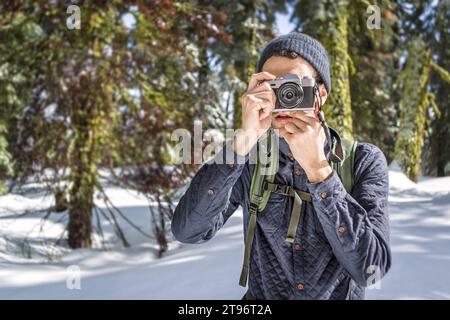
top-left (239, 181), bottom-right (312, 287)
top-left (264, 181), bottom-right (311, 243)
top-left (263, 181), bottom-right (312, 202)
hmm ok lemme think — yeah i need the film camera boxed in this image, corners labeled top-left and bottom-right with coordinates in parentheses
top-left (265, 74), bottom-right (316, 112)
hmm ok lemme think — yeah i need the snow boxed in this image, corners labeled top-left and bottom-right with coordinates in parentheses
top-left (0, 169), bottom-right (449, 300)
top-left (366, 169), bottom-right (450, 299)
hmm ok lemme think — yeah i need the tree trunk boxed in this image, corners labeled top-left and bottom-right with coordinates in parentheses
top-left (429, 4), bottom-right (450, 177)
top-left (68, 125), bottom-right (95, 248)
top-left (68, 76), bottom-right (99, 249)
top-left (0, 121), bottom-right (13, 195)
top-left (233, 10), bottom-right (258, 130)
top-left (321, 2), bottom-right (353, 138)
top-left (394, 39), bottom-right (431, 182)
top-left (196, 32), bottom-right (209, 123)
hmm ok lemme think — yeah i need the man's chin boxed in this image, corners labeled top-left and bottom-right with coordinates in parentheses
top-left (272, 119), bottom-right (289, 130)
top-left (270, 125), bottom-right (286, 139)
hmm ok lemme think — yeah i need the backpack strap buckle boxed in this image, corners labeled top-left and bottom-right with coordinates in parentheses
top-left (263, 181), bottom-right (312, 202)
top-left (263, 181), bottom-right (290, 196)
top-left (249, 201), bottom-right (259, 215)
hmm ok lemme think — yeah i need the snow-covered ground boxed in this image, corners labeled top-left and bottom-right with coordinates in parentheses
top-left (0, 167), bottom-right (449, 300)
top-left (366, 166), bottom-right (450, 299)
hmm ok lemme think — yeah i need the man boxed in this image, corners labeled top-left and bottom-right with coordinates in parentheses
top-left (171, 32), bottom-right (391, 300)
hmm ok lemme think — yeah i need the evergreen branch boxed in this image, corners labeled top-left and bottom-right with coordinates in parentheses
top-left (430, 60), bottom-right (450, 84)
top-left (426, 92), bottom-right (441, 119)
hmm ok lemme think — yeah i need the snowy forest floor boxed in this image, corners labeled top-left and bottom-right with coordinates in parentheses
top-left (0, 166), bottom-right (449, 300)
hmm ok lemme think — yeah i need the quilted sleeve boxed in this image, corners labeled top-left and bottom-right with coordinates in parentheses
top-left (306, 143), bottom-right (391, 287)
top-left (171, 140), bottom-right (249, 244)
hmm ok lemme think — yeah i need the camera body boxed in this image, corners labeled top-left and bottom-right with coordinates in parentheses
top-left (265, 74), bottom-right (316, 112)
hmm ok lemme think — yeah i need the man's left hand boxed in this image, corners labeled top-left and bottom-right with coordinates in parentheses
top-left (278, 111), bottom-right (332, 184)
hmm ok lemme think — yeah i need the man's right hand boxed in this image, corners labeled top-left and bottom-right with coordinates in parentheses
top-left (233, 72), bottom-right (276, 156)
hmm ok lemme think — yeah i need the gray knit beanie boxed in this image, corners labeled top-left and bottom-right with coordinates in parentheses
top-left (256, 32), bottom-right (331, 94)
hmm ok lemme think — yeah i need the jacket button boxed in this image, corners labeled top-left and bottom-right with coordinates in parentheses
top-left (320, 191), bottom-right (328, 199)
top-left (338, 226), bottom-right (346, 234)
top-left (287, 151), bottom-right (293, 158)
top-left (207, 188), bottom-right (214, 196)
top-left (296, 283), bottom-right (304, 290)
top-left (294, 169), bottom-right (303, 176)
top-left (293, 243), bottom-right (302, 251)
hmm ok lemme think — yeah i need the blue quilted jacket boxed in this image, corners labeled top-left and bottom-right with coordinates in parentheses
top-left (171, 133), bottom-right (391, 300)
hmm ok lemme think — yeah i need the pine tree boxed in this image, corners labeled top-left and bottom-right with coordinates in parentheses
top-left (394, 0), bottom-right (450, 181)
top-left (424, 0), bottom-right (450, 176)
top-left (348, 1), bottom-right (400, 162)
top-left (394, 39), bottom-right (432, 182)
top-left (0, 1), bottom-right (227, 250)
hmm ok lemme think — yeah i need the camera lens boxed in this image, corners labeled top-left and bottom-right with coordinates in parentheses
top-left (277, 82), bottom-right (304, 109)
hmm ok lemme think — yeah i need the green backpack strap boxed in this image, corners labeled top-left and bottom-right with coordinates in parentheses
top-left (332, 137), bottom-right (358, 194)
top-left (250, 128), bottom-right (279, 211)
top-left (239, 130), bottom-right (278, 287)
